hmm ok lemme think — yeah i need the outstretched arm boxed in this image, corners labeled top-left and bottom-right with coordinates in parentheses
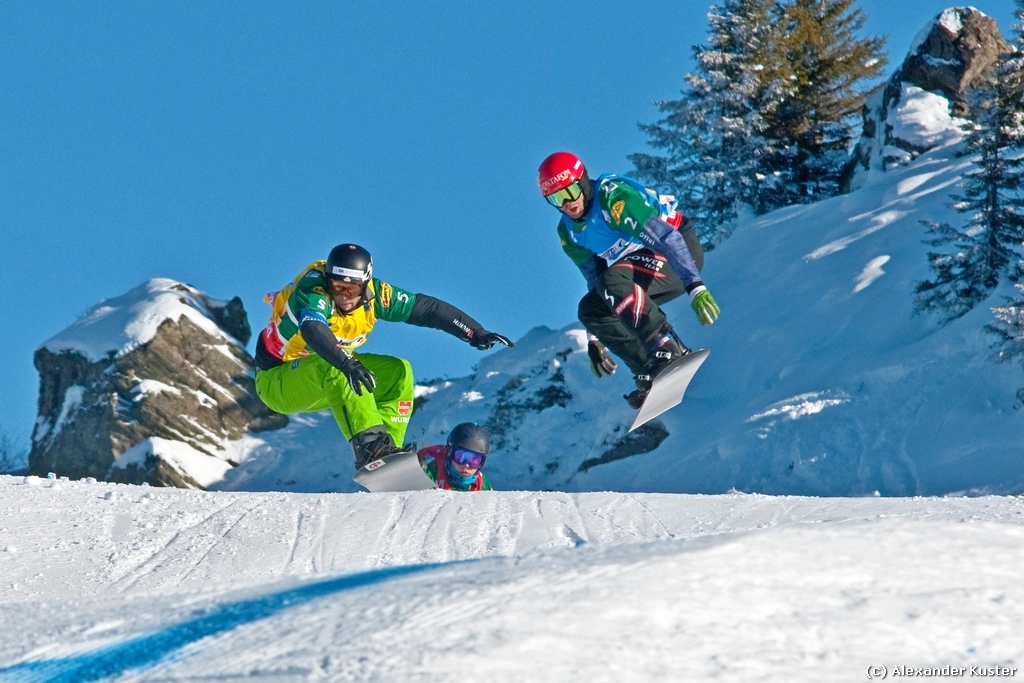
top-left (407, 294), bottom-right (515, 349)
top-left (639, 216), bottom-right (720, 326)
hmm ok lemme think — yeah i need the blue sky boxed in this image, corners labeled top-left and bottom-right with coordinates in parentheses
top-left (0, 1), bottom-right (1016, 443)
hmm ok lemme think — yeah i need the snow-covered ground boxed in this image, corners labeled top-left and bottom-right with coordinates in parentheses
top-left (1, 475), bottom-right (1022, 682)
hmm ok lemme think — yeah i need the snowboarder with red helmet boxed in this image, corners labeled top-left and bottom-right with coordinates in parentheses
top-left (537, 151), bottom-right (720, 408)
top-left (254, 244), bottom-right (514, 469)
top-left (416, 422), bottom-right (493, 491)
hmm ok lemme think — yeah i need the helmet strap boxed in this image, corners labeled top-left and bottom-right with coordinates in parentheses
top-left (580, 172), bottom-right (594, 213)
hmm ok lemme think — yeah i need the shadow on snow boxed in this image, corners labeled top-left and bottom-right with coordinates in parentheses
top-left (0, 562), bottom-right (448, 683)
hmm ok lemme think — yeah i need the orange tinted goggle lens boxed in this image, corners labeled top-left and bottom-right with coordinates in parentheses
top-left (544, 181), bottom-right (583, 208)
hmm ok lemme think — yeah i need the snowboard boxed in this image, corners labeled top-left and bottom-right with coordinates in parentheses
top-left (629, 348), bottom-right (709, 432)
top-left (353, 449), bottom-right (437, 492)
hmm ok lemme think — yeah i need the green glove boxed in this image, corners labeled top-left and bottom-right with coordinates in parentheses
top-left (690, 286), bottom-right (720, 326)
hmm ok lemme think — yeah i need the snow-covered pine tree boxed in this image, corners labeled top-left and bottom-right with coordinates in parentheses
top-left (983, 0), bottom-right (1024, 381)
top-left (916, 33), bottom-right (1024, 323)
top-left (988, 281), bottom-right (1024, 408)
top-left (630, 0), bottom-right (885, 242)
top-left (629, 0), bottom-right (785, 244)
top-left (757, 0), bottom-right (886, 210)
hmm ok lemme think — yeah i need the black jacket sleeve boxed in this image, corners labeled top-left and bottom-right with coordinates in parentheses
top-left (406, 294), bottom-right (484, 344)
top-left (300, 318), bottom-right (356, 371)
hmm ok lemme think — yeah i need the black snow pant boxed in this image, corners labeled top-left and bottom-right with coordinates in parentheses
top-left (577, 249), bottom-right (687, 376)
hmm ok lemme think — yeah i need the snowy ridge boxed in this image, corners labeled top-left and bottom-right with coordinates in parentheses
top-left (41, 279), bottom-right (240, 362)
top-left (0, 475), bottom-right (1022, 681)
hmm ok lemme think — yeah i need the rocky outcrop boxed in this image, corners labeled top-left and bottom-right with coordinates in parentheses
top-left (399, 326), bottom-right (676, 491)
top-left (899, 8), bottom-right (1008, 112)
top-left (30, 279), bottom-right (286, 488)
top-left (845, 7), bottom-right (1009, 188)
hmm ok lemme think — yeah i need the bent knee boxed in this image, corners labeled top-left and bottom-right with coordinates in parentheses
top-left (578, 290), bottom-right (605, 323)
top-left (395, 358), bottom-right (414, 389)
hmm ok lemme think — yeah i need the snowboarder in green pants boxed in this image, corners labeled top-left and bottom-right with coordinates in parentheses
top-left (254, 243), bottom-right (513, 468)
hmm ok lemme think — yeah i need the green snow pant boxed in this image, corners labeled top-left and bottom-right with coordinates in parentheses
top-left (577, 249), bottom-right (686, 375)
top-left (254, 352), bottom-right (415, 446)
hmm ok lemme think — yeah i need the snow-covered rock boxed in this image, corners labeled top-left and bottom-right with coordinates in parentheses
top-left (847, 7), bottom-right (1008, 187)
top-left (30, 279), bottom-right (285, 488)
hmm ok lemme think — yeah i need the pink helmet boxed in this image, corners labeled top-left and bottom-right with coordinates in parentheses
top-left (538, 151), bottom-right (586, 196)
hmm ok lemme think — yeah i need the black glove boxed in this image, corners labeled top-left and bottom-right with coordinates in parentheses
top-left (470, 330), bottom-right (514, 350)
top-left (337, 353), bottom-right (376, 396)
top-left (587, 339), bottom-right (617, 377)
top-left (299, 318), bottom-right (377, 395)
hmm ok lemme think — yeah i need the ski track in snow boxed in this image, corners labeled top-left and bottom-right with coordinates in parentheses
top-left (2, 477), bottom-right (1024, 681)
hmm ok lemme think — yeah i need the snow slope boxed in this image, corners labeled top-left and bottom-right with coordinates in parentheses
top-left (1, 475), bottom-right (1022, 682)
top-left (217, 126), bottom-right (1024, 499)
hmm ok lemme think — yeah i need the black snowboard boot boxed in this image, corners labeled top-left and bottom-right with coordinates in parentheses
top-left (350, 426), bottom-right (413, 469)
top-left (624, 334), bottom-right (690, 409)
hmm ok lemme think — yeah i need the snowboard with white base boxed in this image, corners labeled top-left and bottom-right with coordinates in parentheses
top-left (353, 450), bottom-right (436, 492)
top-left (629, 348), bottom-right (709, 432)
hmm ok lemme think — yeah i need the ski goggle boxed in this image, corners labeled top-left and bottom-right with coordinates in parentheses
top-left (544, 181), bottom-right (584, 208)
top-left (450, 447), bottom-right (486, 469)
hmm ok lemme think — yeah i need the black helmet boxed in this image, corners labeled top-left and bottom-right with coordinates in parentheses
top-left (446, 422), bottom-right (490, 455)
top-left (325, 244), bottom-right (373, 284)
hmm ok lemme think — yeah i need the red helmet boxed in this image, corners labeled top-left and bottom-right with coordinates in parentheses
top-left (538, 151), bottom-right (586, 196)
